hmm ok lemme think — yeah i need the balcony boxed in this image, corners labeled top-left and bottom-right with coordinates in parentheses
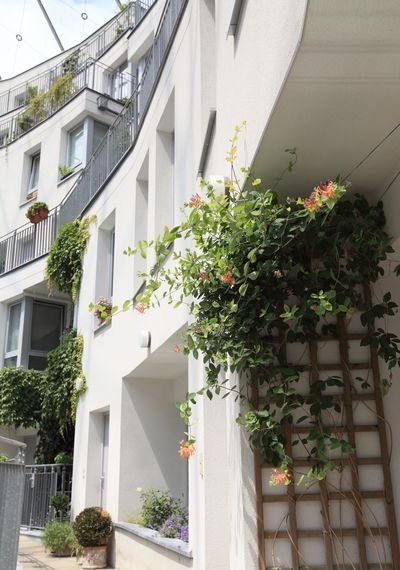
top-left (0, 0), bottom-right (188, 277)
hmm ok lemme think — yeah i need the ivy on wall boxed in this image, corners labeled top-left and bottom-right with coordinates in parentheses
top-left (0, 330), bottom-right (86, 463)
top-left (46, 217), bottom-right (94, 300)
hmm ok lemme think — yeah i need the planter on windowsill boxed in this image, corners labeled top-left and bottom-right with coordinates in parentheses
top-left (26, 201), bottom-right (49, 224)
top-left (94, 298), bottom-right (113, 326)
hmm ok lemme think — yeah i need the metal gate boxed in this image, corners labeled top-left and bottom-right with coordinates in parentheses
top-left (21, 464), bottom-right (72, 530)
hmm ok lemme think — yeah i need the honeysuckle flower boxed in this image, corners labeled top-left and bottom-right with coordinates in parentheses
top-left (316, 180), bottom-right (336, 198)
top-left (189, 193), bottom-right (202, 208)
top-left (220, 271), bottom-right (235, 285)
top-left (136, 487), bottom-right (143, 493)
top-left (198, 270), bottom-right (208, 280)
top-left (303, 196), bottom-right (322, 212)
top-left (135, 303), bottom-right (146, 313)
top-left (173, 345), bottom-right (181, 353)
top-left (269, 468), bottom-right (290, 486)
top-left (179, 440), bottom-right (196, 459)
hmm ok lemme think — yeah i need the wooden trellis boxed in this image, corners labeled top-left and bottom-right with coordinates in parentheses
top-left (254, 285), bottom-right (400, 570)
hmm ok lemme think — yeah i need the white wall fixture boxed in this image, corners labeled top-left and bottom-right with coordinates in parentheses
top-left (138, 330), bottom-right (151, 348)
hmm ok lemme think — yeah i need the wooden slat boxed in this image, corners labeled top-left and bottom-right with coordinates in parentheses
top-left (363, 283), bottom-right (400, 566)
top-left (309, 339), bottom-right (335, 570)
top-left (263, 490), bottom-right (385, 503)
top-left (264, 527), bottom-right (389, 539)
top-left (337, 315), bottom-right (368, 568)
top-left (250, 375), bottom-right (267, 570)
top-left (262, 457), bottom-right (382, 468)
top-left (279, 329), bottom-right (300, 570)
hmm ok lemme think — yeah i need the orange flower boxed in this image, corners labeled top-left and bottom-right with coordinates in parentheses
top-left (179, 440), bottom-right (196, 459)
top-left (135, 303), bottom-right (146, 313)
top-left (303, 196), bottom-right (321, 212)
top-left (316, 180), bottom-right (336, 199)
top-left (198, 270), bottom-right (208, 281)
top-left (220, 270), bottom-right (235, 285)
top-left (189, 193), bottom-right (202, 208)
top-left (270, 468), bottom-right (290, 486)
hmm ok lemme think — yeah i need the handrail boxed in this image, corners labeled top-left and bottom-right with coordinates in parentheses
top-left (0, 1), bottom-right (155, 118)
top-left (0, 0), bottom-right (187, 277)
top-left (0, 435), bottom-right (26, 464)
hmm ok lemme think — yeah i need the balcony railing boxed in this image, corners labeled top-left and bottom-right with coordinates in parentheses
top-left (0, 1), bottom-right (155, 118)
top-left (0, 0), bottom-right (187, 277)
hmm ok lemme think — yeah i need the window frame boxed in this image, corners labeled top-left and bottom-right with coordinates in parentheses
top-left (27, 152), bottom-right (41, 196)
top-left (67, 122), bottom-right (86, 169)
top-left (3, 297), bottom-right (66, 370)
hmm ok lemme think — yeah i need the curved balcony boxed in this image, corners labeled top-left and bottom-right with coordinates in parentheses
top-left (0, 0), bottom-right (188, 277)
top-left (0, 1), bottom-right (155, 118)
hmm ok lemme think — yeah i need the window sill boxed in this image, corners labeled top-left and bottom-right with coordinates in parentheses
top-left (114, 523), bottom-right (192, 559)
top-left (93, 318), bottom-right (112, 335)
top-left (57, 168), bottom-right (82, 187)
top-left (19, 194), bottom-right (38, 208)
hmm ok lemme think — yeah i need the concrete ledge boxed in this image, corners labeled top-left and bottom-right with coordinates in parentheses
top-left (114, 522), bottom-right (192, 559)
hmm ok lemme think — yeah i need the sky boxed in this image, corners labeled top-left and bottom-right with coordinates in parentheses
top-left (0, 0), bottom-right (120, 79)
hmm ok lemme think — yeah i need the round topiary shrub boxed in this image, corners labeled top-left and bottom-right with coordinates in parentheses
top-left (73, 507), bottom-right (112, 547)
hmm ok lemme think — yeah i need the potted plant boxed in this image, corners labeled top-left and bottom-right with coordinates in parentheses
top-left (73, 507), bottom-right (112, 569)
top-left (51, 493), bottom-right (70, 521)
top-left (94, 298), bottom-right (113, 324)
top-left (26, 201), bottom-right (49, 223)
top-left (42, 522), bottom-right (77, 557)
top-left (58, 165), bottom-right (75, 180)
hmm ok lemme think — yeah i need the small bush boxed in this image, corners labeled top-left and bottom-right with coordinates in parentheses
top-left (26, 201), bottom-right (48, 218)
top-left (0, 454), bottom-right (9, 462)
top-left (51, 493), bottom-right (70, 519)
top-left (73, 507), bottom-right (112, 547)
top-left (138, 489), bottom-right (185, 531)
top-left (42, 522), bottom-right (77, 554)
top-left (54, 451), bottom-right (73, 464)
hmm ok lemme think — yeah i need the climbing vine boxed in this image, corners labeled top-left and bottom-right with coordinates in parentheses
top-left (0, 330), bottom-right (86, 463)
top-left (119, 125), bottom-right (400, 480)
top-left (46, 217), bottom-right (94, 299)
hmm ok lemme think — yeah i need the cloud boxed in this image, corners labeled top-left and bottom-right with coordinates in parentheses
top-left (0, 0), bottom-right (118, 79)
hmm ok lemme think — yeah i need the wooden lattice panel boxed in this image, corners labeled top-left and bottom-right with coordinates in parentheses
top-left (254, 286), bottom-right (400, 570)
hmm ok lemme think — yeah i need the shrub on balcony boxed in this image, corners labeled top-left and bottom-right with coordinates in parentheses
top-left (26, 201), bottom-right (49, 223)
top-left (42, 522), bottom-right (77, 557)
top-left (46, 217), bottom-right (94, 299)
top-left (73, 507), bottom-right (112, 547)
top-left (121, 123), bottom-right (400, 482)
top-left (136, 489), bottom-right (186, 532)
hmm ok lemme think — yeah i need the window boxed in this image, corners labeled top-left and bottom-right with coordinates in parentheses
top-left (155, 93), bottom-right (175, 237)
top-left (134, 154), bottom-right (149, 293)
top-left (108, 229), bottom-right (115, 298)
top-left (4, 303), bottom-right (22, 367)
top-left (67, 123), bottom-right (85, 168)
top-left (27, 152), bottom-right (40, 196)
top-left (110, 61), bottom-right (131, 101)
top-left (93, 121), bottom-right (109, 153)
top-left (3, 298), bottom-right (64, 370)
top-left (95, 212), bottom-right (116, 317)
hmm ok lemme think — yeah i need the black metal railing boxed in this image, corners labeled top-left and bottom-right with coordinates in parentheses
top-left (0, 0), bottom-right (187, 277)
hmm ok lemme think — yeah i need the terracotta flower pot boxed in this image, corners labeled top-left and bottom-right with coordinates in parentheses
top-left (28, 207), bottom-right (49, 224)
top-left (81, 545), bottom-right (107, 569)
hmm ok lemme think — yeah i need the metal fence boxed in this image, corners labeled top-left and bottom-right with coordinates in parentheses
top-left (0, 1), bottom-right (155, 117)
top-left (21, 464), bottom-right (73, 530)
top-left (0, 436), bottom-right (26, 570)
top-left (0, 0), bottom-right (187, 277)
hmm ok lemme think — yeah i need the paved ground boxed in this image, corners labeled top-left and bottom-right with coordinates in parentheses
top-left (18, 534), bottom-right (81, 569)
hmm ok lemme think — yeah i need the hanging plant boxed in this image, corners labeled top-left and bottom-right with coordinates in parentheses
top-left (46, 217), bottom-right (94, 299)
top-left (117, 124), bottom-right (400, 481)
top-left (26, 201), bottom-right (49, 223)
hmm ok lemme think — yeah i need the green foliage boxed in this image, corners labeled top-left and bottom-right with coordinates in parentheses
top-left (0, 330), bottom-right (85, 463)
top-left (46, 218), bottom-right (93, 299)
top-left (124, 127), bottom-right (400, 481)
top-left (42, 522), bottom-right (77, 554)
top-left (16, 73), bottom-right (74, 136)
top-left (26, 201), bottom-right (48, 218)
top-left (58, 165), bottom-right (75, 180)
top-left (73, 507), bottom-right (112, 547)
top-left (51, 493), bottom-right (71, 519)
top-left (0, 454), bottom-right (9, 462)
top-left (54, 451), bottom-right (73, 464)
top-left (137, 489), bottom-right (186, 531)
top-left (0, 367), bottom-right (43, 428)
